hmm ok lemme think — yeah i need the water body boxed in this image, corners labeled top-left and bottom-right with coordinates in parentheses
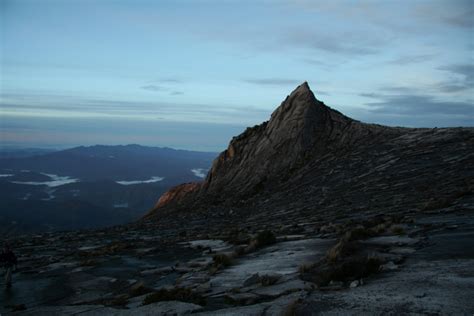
top-left (11, 173), bottom-right (79, 187)
top-left (113, 203), bottom-right (129, 208)
top-left (191, 168), bottom-right (208, 178)
top-left (116, 176), bottom-right (164, 185)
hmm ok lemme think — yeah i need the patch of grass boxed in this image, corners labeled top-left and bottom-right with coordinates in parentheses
top-left (371, 223), bottom-right (386, 234)
top-left (282, 299), bottom-right (302, 316)
top-left (244, 239), bottom-right (259, 253)
top-left (255, 230), bottom-right (276, 247)
top-left (129, 282), bottom-right (153, 297)
top-left (326, 227), bottom-right (369, 263)
top-left (301, 223), bottom-right (389, 287)
top-left (243, 230), bottom-right (277, 254)
top-left (326, 238), bottom-right (359, 263)
top-left (298, 263), bottom-right (314, 274)
top-left (305, 256), bottom-right (382, 287)
top-left (212, 253), bottom-right (233, 267)
top-left (143, 288), bottom-right (206, 306)
top-left (347, 226), bottom-right (373, 241)
top-left (233, 245), bottom-right (246, 256)
top-left (260, 274), bottom-right (280, 286)
top-left (391, 225), bottom-right (405, 235)
top-left (80, 259), bottom-right (98, 267)
top-left (226, 229), bottom-right (250, 245)
top-left (107, 295), bottom-right (129, 307)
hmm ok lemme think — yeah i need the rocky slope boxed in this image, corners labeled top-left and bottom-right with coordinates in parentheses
top-left (148, 82), bottom-right (473, 223)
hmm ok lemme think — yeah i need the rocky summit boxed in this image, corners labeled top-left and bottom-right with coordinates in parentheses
top-left (3, 83), bottom-right (474, 315)
top-left (148, 82), bottom-right (473, 224)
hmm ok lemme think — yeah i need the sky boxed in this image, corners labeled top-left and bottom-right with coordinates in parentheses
top-left (1, 0), bottom-right (473, 151)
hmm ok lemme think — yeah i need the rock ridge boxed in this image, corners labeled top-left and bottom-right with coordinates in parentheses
top-left (147, 82), bottom-right (473, 218)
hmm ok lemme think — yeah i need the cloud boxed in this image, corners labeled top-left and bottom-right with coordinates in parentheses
top-left (0, 94), bottom-right (270, 125)
top-left (141, 85), bottom-right (165, 92)
top-left (142, 79), bottom-right (185, 93)
top-left (355, 86), bottom-right (473, 127)
top-left (159, 78), bottom-right (182, 83)
top-left (366, 94), bottom-right (473, 116)
top-left (379, 86), bottom-right (417, 94)
top-left (444, 9), bottom-right (474, 28)
top-left (244, 78), bottom-right (301, 86)
top-left (386, 54), bottom-right (435, 65)
top-left (438, 64), bottom-right (474, 83)
top-left (437, 63), bottom-right (474, 93)
top-left (359, 92), bottom-right (382, 98)
top-left (284, 29), bottom-right (383, 56)
top-left (150, 78), bottom-right (183, 84)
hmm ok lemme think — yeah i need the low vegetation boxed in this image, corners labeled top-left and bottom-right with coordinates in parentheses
top-left (129, 282), bottom-right (153, 297)
top-left (300, 217), bottom-right (404, 287)
top-left (256, 230), bottom-right (277, 247)
top-left (212, 253), bottom-right (233, 267)
top-left (245, 230), bottom-right (277, 253)
top-left (391, 225), bottom-right (406, 235)
top-left (143, 287), bottom-right (206, 306)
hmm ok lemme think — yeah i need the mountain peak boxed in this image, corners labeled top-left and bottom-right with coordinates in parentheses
top-left (293, 81), bottom-right (310, 92)
top-left (149, 82), bottom-right (358, 210)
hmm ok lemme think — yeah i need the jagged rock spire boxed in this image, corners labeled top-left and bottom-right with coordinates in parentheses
top-left (201, 82), bottom-right (352, 196)
top-left (150, 82), bottom-right (355, 211)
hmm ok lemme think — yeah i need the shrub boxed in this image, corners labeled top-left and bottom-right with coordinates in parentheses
top-left (260, 274), bottom-right (280, 286)
top-left (143, 288), bottom-right (205, 306)
top-left (391, 225), bottom-right (405, 235)
top-left (346, 226), bottom-right (372, 241)
top-left (298, 263), bottom-right (314, 274)
top-left (283, 299), bottom-right (302, 316)
top-left (213, 253), bottom-right (233, 267)
top-left (304, 256), bottom-right (382, 287)
top-left (129, 282), bottom-right (153, 297)
top-left (255, 230), bottom-right (276, 247)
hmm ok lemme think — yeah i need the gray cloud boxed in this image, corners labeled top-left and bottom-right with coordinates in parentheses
top-left (355, 87), bottom-right (473, 127)
top-left (316, 91), bottom-right (330, 96)
top-left (244, 78), bottom-right (301, 86)
top-left (437, 84), bottom-right (471, 93)
top-left (437, 63), bottom-right (474, 93)
top-left (141, 85), bottom-right (165, 92)
top-left (366, 94), bottom-right (473, 116)
top-left (359, 92), bottom-right (382, 98)
top-left (438, 64), bottom-right (474, 83)
top-left (444, 9), bottom-right (474, 28)
top-left (150, 78), bottom-right (183, 84)
top-left (386, 54), bottom-right (435, 65)
top-left (0, 94), bottom-right (270, 125)
top-left (300, 58), bottom-right (339, 70)
top-left (160, 79), bottom-right (182, 83)
top-left (379, 86), bottom-right (417, 94)
top-left (285, 30), bottom-right (383, 56)
top-left (170, 91), bottom-right (184, 95)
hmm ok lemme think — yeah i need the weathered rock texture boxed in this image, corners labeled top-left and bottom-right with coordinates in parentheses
top-left (147, 82), bottom-right (473, 223)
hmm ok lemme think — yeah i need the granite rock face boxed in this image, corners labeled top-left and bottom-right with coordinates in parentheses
top-left (201, 82), bottom-right (357, 198)
top-left (147, 82), bottom-right (473, 219)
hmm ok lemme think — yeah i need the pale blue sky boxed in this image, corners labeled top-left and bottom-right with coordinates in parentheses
top-left (1, 0), bottom-right (473, 151)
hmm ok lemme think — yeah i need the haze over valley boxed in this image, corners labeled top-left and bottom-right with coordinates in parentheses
top-left (0, 145), bottom-right (216, 232)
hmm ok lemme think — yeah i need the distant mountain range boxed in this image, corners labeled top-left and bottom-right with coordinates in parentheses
top-left (0, 147), bottom-right (58, 159)
top-left (0, 144), bottom-right (217, 234)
